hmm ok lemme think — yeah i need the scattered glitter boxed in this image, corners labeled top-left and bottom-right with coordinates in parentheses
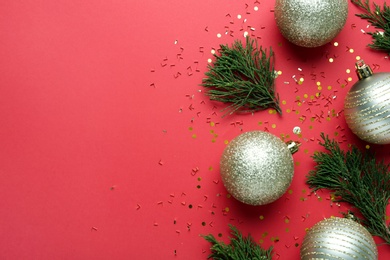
top-left (334, 42), bottom-right (339, 46)
top-left (329, 58), bottom-right (334, 63)
top-left (217, 33), bottom-right (222, 38)
top-left (349, 48), bottom-right (354, 53)
top-left (293, 126), bottom-right (301, 134)
top-left (237, 14), bottom-right (242, 19)
top-left (348, 77), bottom-right (353, 81)
top-left (356, 56), bottom-right (361, 60)
top-left (207, 58), bottom-right (212, 63)
top-left (346, 69), bottom-right (351, 73)
top-left (254, 6), bottom-right (259, 11)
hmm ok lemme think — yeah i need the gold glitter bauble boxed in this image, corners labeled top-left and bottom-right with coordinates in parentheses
top-left (274, 0), bottom-right (348, 47)
top-left (345, 61), bottom-right (390, 144)
top-left (301, 217), bottom-right (378, 260)
top-left (220, 131), bottom-right (295, 206)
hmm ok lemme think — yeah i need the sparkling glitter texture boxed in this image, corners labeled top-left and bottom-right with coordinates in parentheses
top-left (345, 63), bottom-right (390, 144)
top-left (220, 131), bottom-right (294, 206)
top-left (274, 0), bottom-right (348, 48)
top-left (301, 217), bottom-right (378, 260)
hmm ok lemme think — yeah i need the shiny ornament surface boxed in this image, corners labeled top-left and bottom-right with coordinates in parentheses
top-left (274, 0), bottom-right (348, 47)
top-left (301, 217), bottom-right (378, 260)
top-left (345, 61), bottom-right (390, 144)
top-left (220, 131), bottom-right (294, 206)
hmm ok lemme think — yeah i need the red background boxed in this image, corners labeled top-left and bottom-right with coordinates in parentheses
top-left (1, 0), bottom-right (390, 259)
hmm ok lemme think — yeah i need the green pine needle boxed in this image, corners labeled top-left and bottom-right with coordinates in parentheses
top-left (306, 133), bottom-right (390, 244)
top-left (351, 0), bottom-right (390, 55)
top-left (201, 37), bottom-right (281, 117)
top-left (201, 224), bottom-right (273, 260)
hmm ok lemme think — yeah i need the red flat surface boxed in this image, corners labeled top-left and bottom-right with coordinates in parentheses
top-left (1, 1), bottom-right (390, 259)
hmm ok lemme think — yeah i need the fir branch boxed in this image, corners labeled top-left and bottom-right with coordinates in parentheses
top-left (307, 133), bottom-right (390, 244)
top-left (201, 37), bottom-right (281, 116)
top-left (201, 224), bottom-right (273, 260)
top-left (351, 0), bottom-right (390, 54)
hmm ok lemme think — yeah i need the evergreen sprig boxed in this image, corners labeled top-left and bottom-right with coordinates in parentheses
top-left (307, 133), bottom-right (390, 244)
top-left (351, 0), bottom-right (390, 55)
top-left (202, 224), bottom-right (273, 260)
top-left (201, 37), bottom-right (281, 116)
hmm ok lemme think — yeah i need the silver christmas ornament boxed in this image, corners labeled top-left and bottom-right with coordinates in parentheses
top-left (220, 131), bottom-right (298, 206)
top-left (274, 0), bottom-right (348, 48)
top-left (301, 217), bottom-right (378, 260)
top-left (344, 60), bottom-right (390, 144)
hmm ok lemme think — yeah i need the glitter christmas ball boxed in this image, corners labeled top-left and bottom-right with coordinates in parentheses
top-left (345, 61), bottom-right (390, 144)
top-left (301, 217), bottom-right (378, 260)
top-left (220, 131), bottom-right (295, 206)
top-left (274, 0), bottom-right (348, 48)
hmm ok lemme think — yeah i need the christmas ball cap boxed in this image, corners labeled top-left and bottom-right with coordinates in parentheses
top-left (286, 140), bottom-right (301, 154)
top-left (356, 60), bottom-right (373, 80)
